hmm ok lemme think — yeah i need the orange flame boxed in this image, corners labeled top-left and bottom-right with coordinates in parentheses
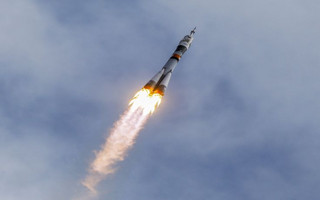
top-left (129, 88), bottom-right (162, 115)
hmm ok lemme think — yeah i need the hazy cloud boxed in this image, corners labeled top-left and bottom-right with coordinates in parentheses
top-left (1, 0), bottom-right (320, 199)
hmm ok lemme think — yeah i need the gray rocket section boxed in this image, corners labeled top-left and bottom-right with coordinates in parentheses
top-left (143, 68), bottom-right (165, 90)
top-left (144, 28), bottom-right (195, 96)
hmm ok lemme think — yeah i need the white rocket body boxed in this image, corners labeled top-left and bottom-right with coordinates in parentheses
top-left (144, 28), bottom-right (195, 95)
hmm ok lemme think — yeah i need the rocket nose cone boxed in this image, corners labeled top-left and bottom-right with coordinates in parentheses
top-left (190, 27), bottom-right (196, 36)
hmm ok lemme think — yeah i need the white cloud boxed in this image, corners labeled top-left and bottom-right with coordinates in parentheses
top-left (1, 0), bottom-right (320, 199)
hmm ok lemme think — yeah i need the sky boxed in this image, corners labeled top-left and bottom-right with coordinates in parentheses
top-left (1, 0), bottom-right (320, 199)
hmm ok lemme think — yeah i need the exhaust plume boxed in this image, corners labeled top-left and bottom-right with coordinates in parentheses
top-left (82, 88), bottom-right (162, 193)
top-left (81, 29), bottom-right (195, 197)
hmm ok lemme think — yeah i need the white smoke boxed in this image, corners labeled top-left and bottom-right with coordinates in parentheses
top-left (82, 106), bottom-right (149, 194)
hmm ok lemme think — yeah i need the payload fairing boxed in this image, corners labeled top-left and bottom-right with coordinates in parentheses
top-left (143, 28), bottom-right (196, 96)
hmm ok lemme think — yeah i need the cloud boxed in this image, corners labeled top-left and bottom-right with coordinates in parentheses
top-left (1, 0), bottom-right (320, 199)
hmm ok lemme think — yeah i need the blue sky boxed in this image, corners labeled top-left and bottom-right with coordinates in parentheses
top-left (1, 0), bottom-right (320, 199)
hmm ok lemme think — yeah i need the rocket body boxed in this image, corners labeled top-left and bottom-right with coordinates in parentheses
top-left (143, 28), bottom-right (195, 96)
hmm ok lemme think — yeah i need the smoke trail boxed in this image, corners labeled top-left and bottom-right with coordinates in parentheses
top-left (82, 89), bottom-right (162, 194)
top-left (82, 106), bottom-right (148, 193)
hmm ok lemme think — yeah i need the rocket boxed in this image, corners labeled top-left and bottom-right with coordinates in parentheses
top-left (143, 28), bottom-right (196, 96)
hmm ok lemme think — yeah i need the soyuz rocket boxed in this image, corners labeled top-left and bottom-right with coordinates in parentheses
top-left (143, 28), bottom-right (196, 96)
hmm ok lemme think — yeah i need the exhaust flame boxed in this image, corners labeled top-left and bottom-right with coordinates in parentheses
top-left (129, 88), bottom-right (162, 115)
top-left (82, 88), bottom-right (162, 194)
